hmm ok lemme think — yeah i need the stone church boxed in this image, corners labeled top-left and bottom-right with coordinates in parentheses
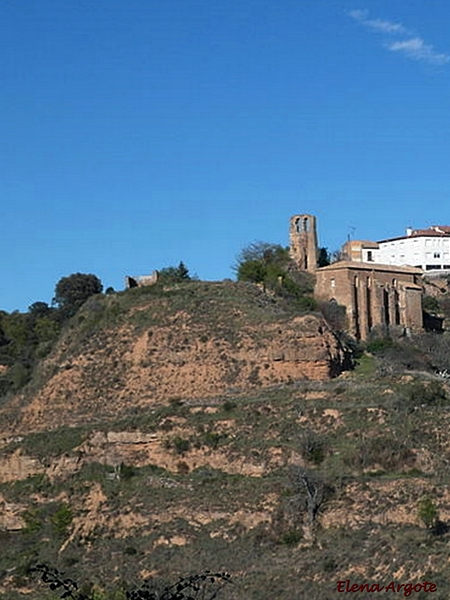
top-left (289, 214), bottom-right (424, 340)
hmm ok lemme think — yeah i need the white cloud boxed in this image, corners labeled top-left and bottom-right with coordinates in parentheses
top-left (387, 37), bottom-right (450, 65)
top-left (348, 9), bottom-right (409, 35)
top-left (348, 9), bottom-right (449, 65)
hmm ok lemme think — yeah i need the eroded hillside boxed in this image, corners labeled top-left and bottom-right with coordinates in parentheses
top-left (2, 368), bottom-right (450, 598)
top-left (2, 282), bottom-right (450, 599)
top-left (0, 281), bottom-right (346, 434)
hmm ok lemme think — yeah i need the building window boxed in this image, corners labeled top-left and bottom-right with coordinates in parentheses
top-left (426, 265), bottom-right (442, 270)
top-left (367, 251), bottom-right (373, 261)
top-left (434, 252), bottom-right (441, 258)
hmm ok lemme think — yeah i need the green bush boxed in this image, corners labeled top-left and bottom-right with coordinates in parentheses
top-left (281, 529), bottom-right (303, 546)
top-left (344, 436), bottom-right (414, 472)
top-left (172, 436), bottom-right (190, 455)
top-left (222, 400), bottom-right (237, 412)
top-left (203, 431), bottom-right (224, 450)
top-left (234, 241), bottom-right (316, 308)
top-left (418, 496), bottom-right (439, 530)
top-left (405, 380), bottom-right (448, 407)
top-left (118, 463), bottom-right (136, 481)
top-left (423, 295), bottom-right (440, 314)
top-left (366, 337), bottom-right (394, 354)
top-left (51, 503), bottom-right (73, 535)
top-left (299, 430), bottom-right (326, 465)
top-left (21, 509), bottom-right (42, 534)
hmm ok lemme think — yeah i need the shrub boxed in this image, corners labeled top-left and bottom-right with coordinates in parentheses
top-left (22, 509), bottom-right (42, 534)
top-left (423, 295), bottom-right (440, 314)
top-left (418, 496), bottom-right (439, 530)
top-left (222, 400), bottom-right (237, 412)
top-left (366, 337), bottom-right (394, 354)
top-left (118, 463), bottom-right (136, 481)
top-left (299, 430), bottom-right (326, 465)
top-left (281, 529), bottom-right (303, 546)
top-left (172, 436), bottom-right (190, 455)
top-left (404, 380), bottom-right (448, 407)
top-left (344, 436), bottom-right (414, 472)
top-left (296, 296), bottom-right (317, 312)
top-left (203, 431), bottom-right (223, 450)
top-left (51, 503), bottom-right (73, 535)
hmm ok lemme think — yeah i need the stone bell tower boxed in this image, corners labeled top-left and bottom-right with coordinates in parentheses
top-left (289, 214), bottom-right (318, 273)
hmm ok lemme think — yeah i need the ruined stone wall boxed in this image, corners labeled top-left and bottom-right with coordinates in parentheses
top-left (125, 271), bottom-right (159, 289)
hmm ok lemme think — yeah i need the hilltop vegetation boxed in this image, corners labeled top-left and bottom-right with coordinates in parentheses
top-left (0, 273), bottom-right (104, 398)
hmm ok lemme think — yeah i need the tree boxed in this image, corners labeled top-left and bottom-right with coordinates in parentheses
top-left (317, 247), bottom-right (331, 267)
top-left (233, 242), bottom-right (289, 283)
top-left (288, 466), bottom-right (331, 540)
top-left (233, 241), bottom-right (316, 307)
top-left (53, 273), bottom-right (103, 318)
top-left (234, 242), bottom-right (290, 287)
top-left (158, 261), bottom-right (191, 283)
top-left (28, 301), bottom-right (52, 319)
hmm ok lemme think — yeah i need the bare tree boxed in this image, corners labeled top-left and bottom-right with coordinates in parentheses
top-left (288, 466), bottom-right (328, 540)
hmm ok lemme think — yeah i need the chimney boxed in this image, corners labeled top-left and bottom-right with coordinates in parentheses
top-left (406, 226), bottom-right (413, 237)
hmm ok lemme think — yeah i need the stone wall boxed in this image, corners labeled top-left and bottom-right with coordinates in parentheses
top-left (125, 271), bottom-right (159, 289)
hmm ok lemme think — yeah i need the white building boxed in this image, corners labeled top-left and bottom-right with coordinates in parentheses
top-left (378, 226), bottom-right (450, 274)
top-left (342, 226), bottom-right (450, 276)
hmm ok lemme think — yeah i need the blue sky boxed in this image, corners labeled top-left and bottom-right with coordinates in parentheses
top-left (1, 0), bottom-right (450, 311)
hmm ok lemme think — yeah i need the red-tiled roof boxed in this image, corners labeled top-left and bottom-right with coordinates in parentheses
top-left (378, 226), bottom-right (450, 243)
top-left (431, 225), bottom-right (450, 233)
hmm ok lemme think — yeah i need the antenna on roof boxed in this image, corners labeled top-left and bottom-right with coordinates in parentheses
top-left (348, 226), bottom-right (356, 242)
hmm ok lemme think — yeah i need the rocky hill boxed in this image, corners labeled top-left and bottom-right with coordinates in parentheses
top-left (0, 280), bottom-right (346, 434)
top-left (1, 281), bottom-right (450, 599)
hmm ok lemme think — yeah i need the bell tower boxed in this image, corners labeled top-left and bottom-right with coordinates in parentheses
top-left (289, 214), bottom-right (318, 272)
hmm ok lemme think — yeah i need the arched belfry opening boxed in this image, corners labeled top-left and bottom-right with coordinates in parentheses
top-left (289, 214), bottom-right (318, 272)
